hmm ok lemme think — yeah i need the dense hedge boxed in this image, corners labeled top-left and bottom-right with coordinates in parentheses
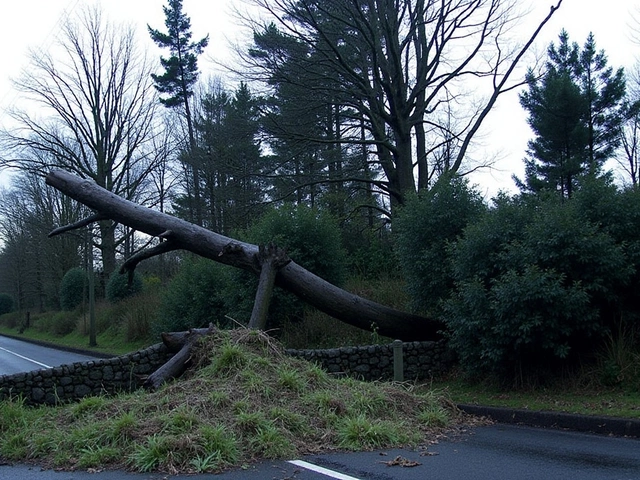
top-left (396, 178), bottom-right (640, 382)
top-left (59, 267), bottom-right (87, 311)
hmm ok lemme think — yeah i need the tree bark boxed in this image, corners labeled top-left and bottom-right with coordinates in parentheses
top-left (46, 170), bottom-right (444, 341)
top-left (143, 326), bottom-right (215, 390)
top-left (248, 244), bottom-right (291, 330)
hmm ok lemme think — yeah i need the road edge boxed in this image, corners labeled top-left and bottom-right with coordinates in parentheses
top-left (0, 333), bottom-right (115, 359)
top-left (458, 404), bottom-right (640, 438)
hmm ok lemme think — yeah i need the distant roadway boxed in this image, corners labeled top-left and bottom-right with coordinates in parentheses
top-left (0, 335), bottom-right (102, 376)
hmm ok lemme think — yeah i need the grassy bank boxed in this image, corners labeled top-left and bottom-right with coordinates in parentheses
top-left (0, 324), bottom-right (149, 357)
top-left (0, 329), bottom-right (464, 474)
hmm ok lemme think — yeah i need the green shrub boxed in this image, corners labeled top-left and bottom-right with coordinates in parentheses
top-left (40, 311), bottom-right (78, 336)
top-left (0, 311), bottom-right (21, 329)
top-left (0, 293), bottom-right (13, 316)
top-left (227, 204), bottom-right (347, 329)
top-left (155, 258), bottom-right (229, 335)
top-left (445, 193), bottom-right (631, 382)
top-left (59, 268), bottom-right (87, 311)
top-left (395, 177), bottom-right (486, 315)
top-left (106, 271), bottom-right (143, 303)
top-left (245, 204), bottom-right (347, 285)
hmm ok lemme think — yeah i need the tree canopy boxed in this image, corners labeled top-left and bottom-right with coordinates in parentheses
top-left (518, 30), bottom-right (626, 198)
top-left (242, 0), bottom-right (563, 214)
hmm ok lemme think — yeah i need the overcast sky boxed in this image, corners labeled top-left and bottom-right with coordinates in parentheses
top-left (0, 0), bottom-right (638, 195)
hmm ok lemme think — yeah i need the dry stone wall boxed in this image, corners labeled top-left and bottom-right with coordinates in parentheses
top-left (0, 339), bottom-right (452, 405)
top-left (0, 343), bottom-right (172, 405)
top-left (286, 340), bottom-right (452, 381)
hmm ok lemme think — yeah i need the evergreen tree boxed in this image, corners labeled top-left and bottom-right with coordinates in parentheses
top-left (519, 30), bottom-right (626, 198)
top-left (187, 81), bottom-right (264, 234)
top-left (148, 0), bottom-right (209, 224)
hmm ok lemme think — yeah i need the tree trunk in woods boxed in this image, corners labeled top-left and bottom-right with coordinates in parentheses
top-left (46, 169), bottom-right (444, 341)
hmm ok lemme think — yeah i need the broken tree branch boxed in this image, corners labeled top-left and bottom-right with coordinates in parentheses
top-left (248, 244), bottom-right (291, 330)
top-left (48, 213), bottom-right (109, 238)
top-left (120, 239), bottom-right (181, 278)
top-left (144, 325), bottom-right (216, 390)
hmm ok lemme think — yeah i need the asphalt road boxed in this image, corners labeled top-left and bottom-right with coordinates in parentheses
top-left (0, 335), bottom-right (101, 375)
top-left (2, 424), bottom-right (639, 479)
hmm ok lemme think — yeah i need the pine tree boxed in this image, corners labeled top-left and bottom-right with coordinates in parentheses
top-left (148, 0), bottom-right (209, 224)
top-left (519, 30), bottom-right (626, 198)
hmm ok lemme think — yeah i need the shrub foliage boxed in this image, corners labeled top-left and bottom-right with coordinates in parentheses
top-left (59, 267), bottom-right (87, 311)
top-left (397, 178), bottom-right (640, 382)
top-left (106, 271), bottom-right (143, 303)
top-left (0, 293), bottom-right (13, 316)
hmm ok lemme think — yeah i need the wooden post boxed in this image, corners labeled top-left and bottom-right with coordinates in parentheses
top-left (88, 231), bottom-right (97, 347)
top-left (393, 339), bottom-right (404, 382)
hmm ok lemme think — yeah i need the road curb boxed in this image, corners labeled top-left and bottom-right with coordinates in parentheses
top-left (0, 333), bottom-right (114, 359)
top-left (458, 404), bottom-right (640, 438)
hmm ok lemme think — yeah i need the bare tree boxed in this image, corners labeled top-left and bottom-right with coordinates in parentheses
top-left (0, 173), bottom-right (86, 310)
top-left (240, 0), bottom-right (562, 212)
top-left (619, 102), bottom-right (640, 188)
top-left (0, 6), bottom-right (159, 280)
top-left (618, 53), bottom-right (640, 187)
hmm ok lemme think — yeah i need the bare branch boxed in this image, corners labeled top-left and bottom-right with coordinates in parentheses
top-left (48, 213), bottom-right (109, 238)
top-left (119, 239), bottom-right (181, 278)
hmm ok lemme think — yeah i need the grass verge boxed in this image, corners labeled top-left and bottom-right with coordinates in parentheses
top-left (431, 372), bottom-right (640, 419)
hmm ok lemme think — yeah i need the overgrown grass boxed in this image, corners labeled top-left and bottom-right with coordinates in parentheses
top-left (0, 329), bottom-right (462, 474)
top-left (431, 371), bottom-right (640, 419)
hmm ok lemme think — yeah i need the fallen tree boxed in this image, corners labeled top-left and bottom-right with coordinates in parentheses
top-left (143, 326), bottom-right (215, 391)
top-left (46, 169), bottom-right (444, 341)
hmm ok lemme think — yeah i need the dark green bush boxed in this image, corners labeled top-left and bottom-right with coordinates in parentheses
top-left (59, 267), bottom-right (87, 311)
top-left (155, 258), bottom-right (229, 335)
top-left (0, 293), bottom-right (13, 316)
top-left (245, 204), bottom-right (347, 285)
top-left (106, 271), bottom-right (143, 303)
top-left (36, 311), bottom-right (78, 336)
top-left (445, 192), bottom-right (631, 381)
top-left (228, 204), bottom-right (348, 329)
top-left (394, 177), bottom-right (486, 315)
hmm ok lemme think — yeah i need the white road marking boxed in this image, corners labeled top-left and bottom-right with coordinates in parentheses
top-left (288, 460), bottom-right (361, 480)
top-left (0, 346), bottom-right (52, 369)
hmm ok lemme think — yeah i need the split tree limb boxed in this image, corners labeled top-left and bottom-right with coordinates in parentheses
top-left (45, 170), bottom-right (444, 341)
top-left (143, 325), bottom-right (216, 391)
top-left (120, 239), bottom-right (180, 279)
top-left (248, 244), bottom-right (291, 330)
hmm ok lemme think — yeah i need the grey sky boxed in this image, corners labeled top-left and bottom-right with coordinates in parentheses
top-left (0, 0), bottom-right (637, 194)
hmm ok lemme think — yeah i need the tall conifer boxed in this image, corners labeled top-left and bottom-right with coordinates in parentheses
top-left (148, 0), bottom-right (209, 224)
top-left (519, 30), bottom-right (625, 198)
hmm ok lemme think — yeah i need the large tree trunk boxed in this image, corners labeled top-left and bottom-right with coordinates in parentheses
top-left (46, 170), bottom-right (444, 341)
